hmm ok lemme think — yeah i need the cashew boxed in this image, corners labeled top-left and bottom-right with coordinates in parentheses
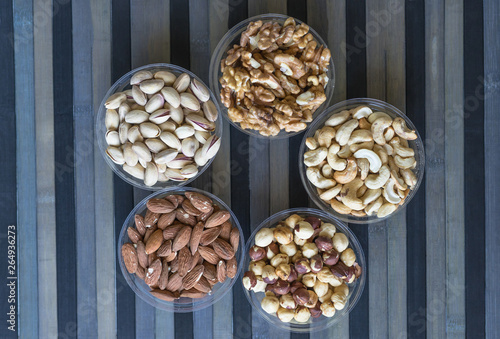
top-left (319, 184), bottom-right (342, 201)
top-left (400, 168), bottom-right (417, 188)
top-left (325, 110), bottom-right (350, 127)
top-left (306, 137), bottom-right (319, 150)
top-left (330, 199), bottom-right (352, 214)
top-left (384, 127), bottom-right (395, 142)
top-left (373, 145), bottom-right (389, 164)
top-left (353, 149), bottom-right (382, 173)
top-left (398, 188), bottom-right (410, 205)
top-left (304, 147), bottom-right (328, 167)
top-left (327, 144), bottom-right (347, 171)
top-left (394, 155), bottom-right (416, 169)
top-left (393, 117), bottom-right (417, 140)
top-left (347, 129), bottom-right (373, 145)
top-left (360, 188), bottom-right (382, 205)
top-left (351, 105), bottom-right (373, 119)
top-left (382, 143), bottom-right (394, 156)
top-left (306, 167), bottom-right (336, 189)
top-left (371, 116), bottom-right (393, 145)
top-left (388, 156), bottom-right (399, 172)
top-left (337, 144), bottom-right (353, 159)
top-left (367, 111), bottom-right (391, 124)
top-left (390, 170), bottom-right (408, 190)
top-left (359, 118), bottom-right (371, 130)
top-left (317, 127), bottom-right (336, 148)
top-left (390, 137), bottom-right (415, 157)
top-left (350, 141), bottom-right (374, 153)
top-left (357, 158), bottom-right (370, 180)
top-left (333, 157), bottom-right (357, 184)
top-left (365, 165), bottom-right (390, 189)
top-left (335, 119), bottom-right (359, 146)
top-left (340, 178), bottom-right (365, 210)
top-left (377, 202), bottom-right (398, 218)
top-left (365, 197), bottom-right (383, 215)
top-left (322, 164), bottom-right (334, 178)
top-left (383, 179), bottom-right (402, 204)
top-left (357, 185), bottom-right (368, 198)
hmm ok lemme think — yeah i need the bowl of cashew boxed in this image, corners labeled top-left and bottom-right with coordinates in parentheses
top-left (299, 98), bottom-right (425, 224)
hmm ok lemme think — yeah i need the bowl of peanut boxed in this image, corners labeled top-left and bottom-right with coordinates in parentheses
top-left (209, 14), bottom-right (335, 138)
top-left (299, 98), bottom-right (425, 224)
top-left (242, 208), bottom-right (365, 332)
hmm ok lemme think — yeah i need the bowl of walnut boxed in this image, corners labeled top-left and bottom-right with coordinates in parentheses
top-left (242, 208), bottom-right (365, 332)
top-left (118, 187), bottom-right (245, 312)
top-left (209, 14), bottom-right (335, 138)
top-left (299, 98), bottom-right (425, 224)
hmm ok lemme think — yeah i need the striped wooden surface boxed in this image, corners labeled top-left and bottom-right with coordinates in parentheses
top-left (1, 0), bottom-right (498, 338)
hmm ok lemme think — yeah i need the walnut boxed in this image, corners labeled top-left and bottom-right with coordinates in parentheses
top-left (240, 20), bottom-right (263, 48)
top-left (274, 54), bottom-right (306, 79)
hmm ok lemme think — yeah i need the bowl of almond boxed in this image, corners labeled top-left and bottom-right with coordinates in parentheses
top-left (242, 208), bottom-right (366, 332)
top-left (118, 187), bottom-right (245, 312)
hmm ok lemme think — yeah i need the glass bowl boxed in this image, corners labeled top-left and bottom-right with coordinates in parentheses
top-left (299, 98), bottom-right (425, 224)
top-left (209, 13), bottom-right (335, 139)
top-left (96, 63), bottom-right (223, 190)
top-left (242, 208), bottom-right (366, 332)
top-left (118, 187), bottom-right (245, 312)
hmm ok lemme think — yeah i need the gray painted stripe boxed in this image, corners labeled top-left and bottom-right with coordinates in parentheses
top-left (13, 0), bottom-right (38, 337)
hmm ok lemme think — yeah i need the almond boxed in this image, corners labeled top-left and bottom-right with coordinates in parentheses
top-left (165, 251), bottom-right (177, 262)
top-left (144, 209), bottom-right (160, 227)
top-left (121, 243), bottom-right (138, 274)
top-left (166, 272), bottom-right (183, 292)
top-left (135, 214), bottom-right (146, 235)
top-left (229, 227), bottom-right (240, 252)
top-left (150, 289), bottom-right (179, 301)
top-left (136, 266), bottom-right (146, 280)
top-left (197, 207), bottom-right (214, 222)
top-left (147, 198), bottom-right (176, 213)
top-left (189, 222), bottom-right (204, 255)
top-left (143, 225), bottom-right (157, 242)
top-left (190, 251), bottom-right (201, 271)
top-left (176, 208), bottom-right (197, 226)
top-left (157, 240), bottom-right (172, 257)
top-left (145, 229), bottom-right (164, 254)
top-left (205, 211), bottom-right (231, 228)
top-left (185, 192), bottom-right (213, 213)
top-left (198, 246), bottom-right (220, 265)
top-left (182, 199), bottom-right (202, 216)
top-left (148, 252), bottom-right (158, 267)
top-left (170, 256), bottom-right (179, 273)
top-left (136, 241), bottom-right (148, 268)
top-left (200, 227), bottom-right (221, 246)
top-left (144, 258), bottom-right (162, 286)
top-left (212, 238), bottom-right (235, 260)
top-left (172, 226), bottom-right (192, 252)
top-left (182, 264), bottom-right (204, 290)
top-left (180, 288), bottom-right (206, 299)
top-left (158, 260), bottom-right (169, 290)
top-left (165, 195), bottom-right (180, 208)
top-left (177, 247), bottom-right (192, 277)
top-left (195, 276), bottom-right (212, 293)
top-left (226, 257), bottom-right (238, 279)
top-left (219, 221), bottom-right (232, 241)
top-left (163, 224), bottom-right (183, 240)
top-left (157, 211), bottom-right (176, 229)
top-left (217, 260), bottom-right (227, 283)
top-left (127, 227), bottom-right (142, 243)
top-left (202, 262), bottom-right (217, 283)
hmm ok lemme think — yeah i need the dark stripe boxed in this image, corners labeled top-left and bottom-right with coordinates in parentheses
top-left (464, 0), bottom-right (485, 336)
top-left (111, 1), bottom-right (136, 337)
top-left (0, 1), bottom-right (17, 338)
top-left (345, 1), bottom-right (369, 337)
top-left (53, 1), bottom-right (77, 336)
top-left (169, 1), bottom-right (195, 337)
top-left (405, 0), bottom-right (427, 337)
top-left (287, 0), bottom-right (307, 22)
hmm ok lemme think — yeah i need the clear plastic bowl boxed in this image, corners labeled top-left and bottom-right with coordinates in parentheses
top-left (209, 13), bottom-right (335, 139)
top-left (299, 98), bottom-right (425, 224)
top-left (96, 63), bottom-right (223, 190)
top-left (242, 208), bottom-right (366, 332)
top-left (117, 187), bottom-right (245, 312)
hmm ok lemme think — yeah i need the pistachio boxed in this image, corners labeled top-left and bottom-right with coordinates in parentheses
top-left (130, 70), bottom-right (153, 85)
top-left (145, 93), bottom-right (165, 113)
top-left (127, 125), bottom-right (143, 143)
top-left (186, 114), bottom-right (215, 132)
top-left (194, 149), bottom-right (208, 167)
top-left (123, 163), bottom-right (145, 179)
top-left (159, 121), bottom-right (177, 132)
top-left (190, 78), bottom-right (210, 102)
top-left (181, 137), bottom-right (199, 157)
top-left (140, 79), bottom-right (164, 94)
top-left (144, 138), bottom-right (167, 153)
top-left (154, 71), bottom-right (176, 85)
top-left (167, 155), bottom-right (193, 169)
top-left (118, 103), bottom-right (130, 122)
top-left (173, 73), bottom-right (190, 92)
top-left (180, 92), bottom-right (201, 111)
top-left (180, 164), bottom-right (198, 178)
top-left (105, 130), bottom-right (120, 146)
top-left (132, 142), bottom-right (152, 162)
top-left (174, 125), bottom-right (195, 139)
top-left (132, 85), bottom-right (147, 106)
top-left (159, 132), bottom-right (182, 151)
top-left (202, 100), bottom-right (218, 122)
top-left (118, 122), bottom-right (130, 144)
top-left (125, 110), bottom-right (149, 124)
top-left (200, 135), bottom-right (221, 159)
top-left (106, 146), bottom-right (125, 165)
top-left (105, 109), bottom-right (120, 130)
top-left (154, 149), bottom-right (178, 165)
top-left (161, 87), bottom-right (181, 108)
top-left (123, 142), bottom-right (139, 166)
top-left (149, 109), bottom-right (171, 125)
top-left (164, 168), bottom-right (186, 181)
top-left (139, 123), bottom-right (161, 138)
top-left (105, 92), bottom-right (126, 109)
top-left (144, 162), bottom-right (158, 186)
top-left (169, 105), bottom-right (184, 125)
top-left (194, 130), bottom-right (211, 144)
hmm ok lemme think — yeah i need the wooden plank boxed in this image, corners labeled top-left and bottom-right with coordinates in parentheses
top-left (484, 1), bottom-right (500, 337)
top-left (444, 0), bottom-right (466, 337)
top-left (33, 0), bottom-right (58, 336)
top-left (424, 0), bottom-right (447, 337)
top-left (90, 0), bottom-right (116, 338)
top-left (13, 0), bottom-right (38, 337)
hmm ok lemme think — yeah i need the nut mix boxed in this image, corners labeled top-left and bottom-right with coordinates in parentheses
top-left (104, 69), bottom-right (221, 186)
top-left (219, 17), bottom-right (331, 136)
top-left (121, 192), bottom-right (240, 301)
top-left (304, 105), bottom-right (419, 218)
top-left (243, 214), bottom-right (362, 323)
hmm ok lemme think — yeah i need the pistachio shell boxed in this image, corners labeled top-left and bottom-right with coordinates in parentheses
top-left (139, 123), bottom-right (161, 138)
top-left (130, 70), bottom-right (153, 85)
top-left (202, 100), bottom-right (218, 122)
top-left (144, 162), bottom-right (159, 186)
top-left (173, 73), bottom-right (190, 92)
top-left (169, 105), bottom-right (184, 125)
top-left (157, 163), bottom-right (167, 173)
top-left (105, 92), bottom-right (126, 109)
top-left (140, 79), bottom-right (164, 95)
top-left (167, 155), bottom-right (193, 169)
top-left (105, 130), bottom-right (121, 146)
top-left (194, 130), bottom-right (211, 144)
top-left (138, 157), bottom-right (147, 168)
top-left (159, 131), bottom-right (182, 150)
top-left (132, 142), bottom-right (152, 162)
top-left (123, 142), bottom-right (139, 166)
top-left (119, 123), bottom-right (130, 144)
top-left (161, 87), bottom-right (181, 108)
top-left (144, 138), bottom-right (167, 153)
top-left (185, 114), bottom-right (215, 132)
top-left (125, 110), bottom-right (149, 124)
top-left (123, 163), bottom-right (145, 179)
top-left (132, 85), bottom-right (147, 106)
top-left (158, 171), bottom-right (169, 182)
top-left (190, 78), bottom-right (210, 102)
top-left (180, 92), bottom-right (201, 111)
top-left (145, 93), bottom-right (165, 113)
top-left (194, 148), bottom-right (208, 167)
top-left (128, 125), bottom-right (143, 143)
top-left (154, 149), bottom-right (178, 165)
top-left (159, 121), bottom-right (177, 132)
top-left (174, 125), bottom-right (195, 139)
top-left (201, 135), bottom-right (221, 159)
top-left (154, 71), bottom-right (176, 86)
top-left (105, 109), bottom-right (120, 130)
top-left (118, 103), bottom-right (130, 122)
top-left (149, 109), bottom-right (171, 125)
top-left (181, 137), bottom-right (199, 157)
top-left (106, 146), bottom-right (125, 164)
top-left (180, 165), bottom-right (199, 179)
top-left (164, 168), bottom-right (187, 181)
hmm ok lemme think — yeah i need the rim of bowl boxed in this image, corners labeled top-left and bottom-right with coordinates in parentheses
top-left (242, 207), bottom-right (366, 332)
top-left (299, 98), bottom-right (426, 224)
top-left (117, 187), bottom-right (245, 312)
top-left (209, 13), bottom-right (335, 140)
top-left (96, 63), bottom-right (223, 190)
